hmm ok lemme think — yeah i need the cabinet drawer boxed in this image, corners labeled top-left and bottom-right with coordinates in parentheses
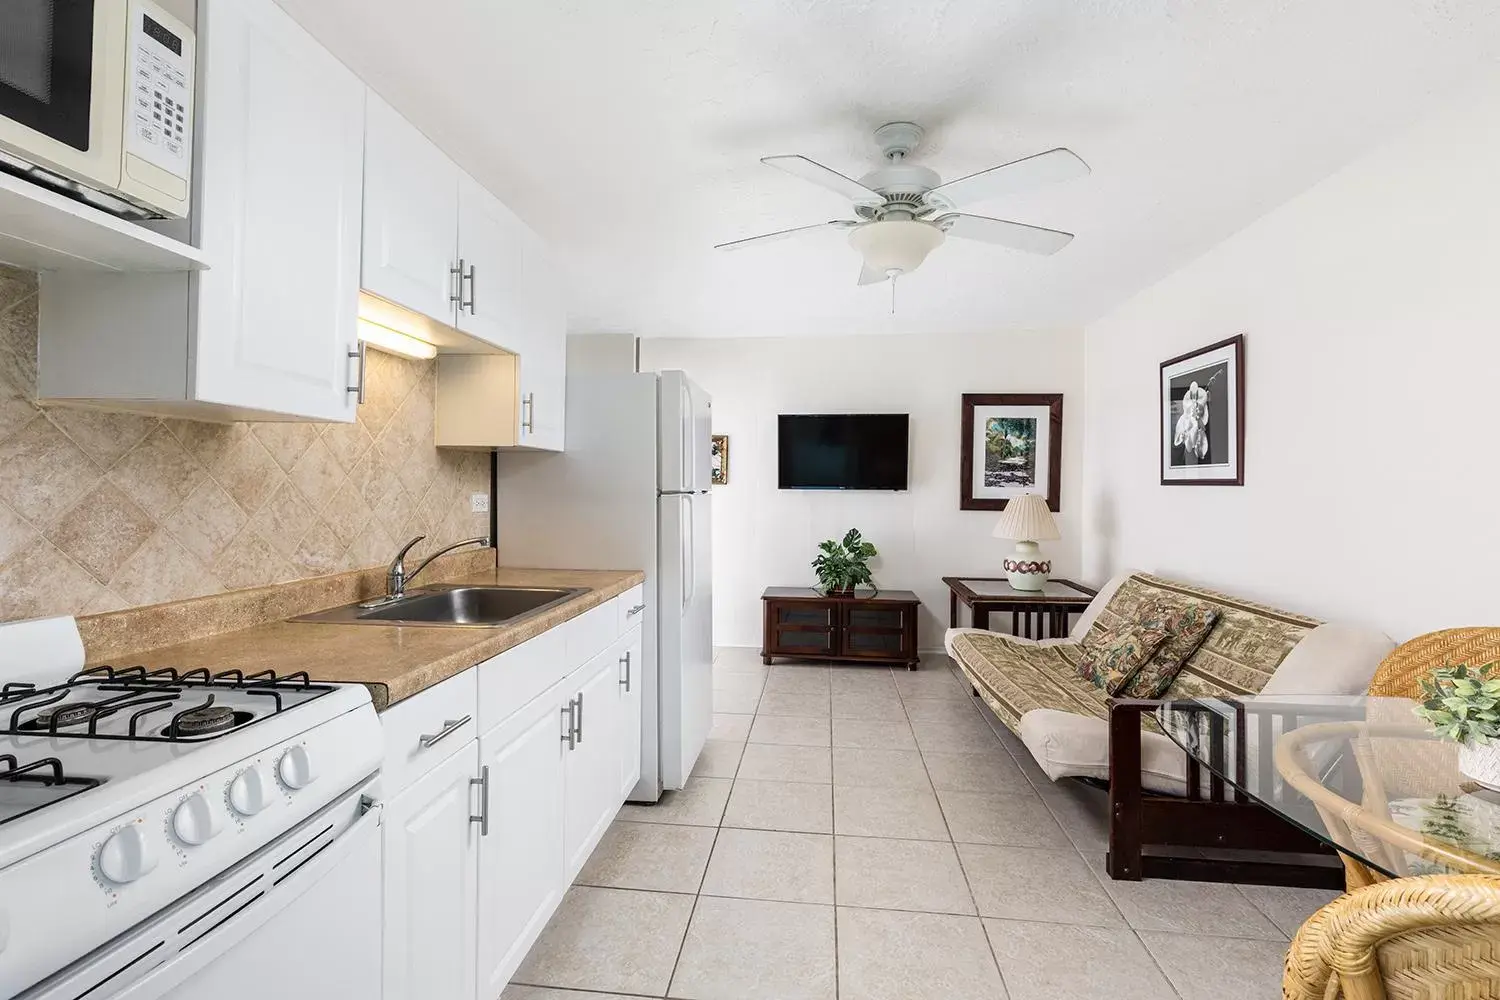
top-left (477, 624), bottom-right (569, 734)
top-left (566, 598), bottom-right (618, 668)
top-left (380, 668), bottom-right (479, 798)
top-left (617, 585), bottom-right (647, 634)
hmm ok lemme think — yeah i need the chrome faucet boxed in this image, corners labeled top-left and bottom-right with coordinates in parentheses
top-left (361, 534), bottom-right (490, 608)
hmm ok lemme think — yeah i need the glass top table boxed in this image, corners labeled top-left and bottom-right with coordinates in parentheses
top-left (1157, 694), bottom-right (1500, 879)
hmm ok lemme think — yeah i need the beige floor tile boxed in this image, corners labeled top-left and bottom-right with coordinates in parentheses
top-left (1237, 883), bottom-right (1341, 937)
top-left (712, 674), bottom-right (764, 714)
top-left (756, 689), bottom-right (831, 718)
top-left (984, 919), bottom-right (1176, 1000)
top-left (935, 788), bottom-right (1063, 847)
top-left (709, 712), bottom-right (753, 743)
top-left (832, 717), bottom-right (917, 750)
top-left (835, 836), bottom-right (976, 915)
top-left (837, 907), bottom-right (1004, 1000)
top-left (713, 646), bottom-right (770, 672)
top-left (957, 843), bottom-right (1124, 926)
top-left (691, 739), bottom-right (745, 779)
top-left (669, 896), bottom-right (836, 1000)
top-left (503, 988), bottom-right (639, 1000)
top-left (574, 821), bottom-right (717, 894)
top-left (512, 886), bottom-right (693, 996)
top-left (900, 696), bottom-right (985, 723)
top-left (834, 785), bottom-right (950, 841)
top-left (762, 665), bottom-right (832, 695)
top-left (830, 668), bottom-right (897, 692)
top-left (736, 743), bottom-right (833, 783)
top-left (923, 749), bottom-right (1033, 794)
top-left (910, 718), bottom-right (1004, 753)
top-left (1083, 854), bottom-right (1285, 939)
top-left (723, 779), bottom-right (833, 834)
top-left (1037, 782), bottom-right (1111, 851)
top-left (831, 690), bottom-right (908, 720)
top-left (748, 714), bottom-right (831, 747)
top-left (619, 777), bottom-right (732, 827)
top-left (1140, 931), bottom-right (1289, 1000)
top-left (700, 828), bottom-right (834, 904)
top-left (832, 747), bottom-right (932, 790)
top-left (894, 668), bottom-right (971, 702)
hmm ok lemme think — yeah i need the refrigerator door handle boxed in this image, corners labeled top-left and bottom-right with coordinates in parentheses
top-left (682, 496), bottom-right (694, 613)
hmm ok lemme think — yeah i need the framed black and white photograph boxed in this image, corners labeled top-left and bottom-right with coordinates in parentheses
top-left (959, 393), bottom-right (1063, 511)
top-left (1160, 335), bottom-right (1244, 485)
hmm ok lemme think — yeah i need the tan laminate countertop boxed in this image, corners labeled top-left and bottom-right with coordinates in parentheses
top-left (87, 568), bottom-right (645, 710)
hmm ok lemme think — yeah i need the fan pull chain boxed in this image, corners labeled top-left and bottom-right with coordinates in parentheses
top-left (889, 270), bottom-right (899, 314)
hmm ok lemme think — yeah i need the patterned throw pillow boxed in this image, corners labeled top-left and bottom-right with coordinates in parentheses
top-left (1077, 619), bottom-right (1172, 695)
top-left (1118, 599), bottom-right (1222, 699)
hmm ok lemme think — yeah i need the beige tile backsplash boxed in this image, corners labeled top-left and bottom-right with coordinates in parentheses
top-left (0, 265), bottom-right (492, 622)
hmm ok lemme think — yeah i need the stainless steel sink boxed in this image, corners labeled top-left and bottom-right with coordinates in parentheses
top-left (290, 585), bottom-right (588, 628)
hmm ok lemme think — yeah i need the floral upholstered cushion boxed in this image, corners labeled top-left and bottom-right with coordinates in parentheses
top-left (1077, 619), bottom-right (1172, 695)
top-left (1118, 600), bottom-right (1222, 699)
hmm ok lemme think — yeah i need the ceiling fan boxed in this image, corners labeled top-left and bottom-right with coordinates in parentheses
top-left (715, 122), bottom-right (1089, 287)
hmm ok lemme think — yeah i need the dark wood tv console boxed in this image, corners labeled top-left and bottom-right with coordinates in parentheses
top-left (760, 587), bottom-right (922, 669)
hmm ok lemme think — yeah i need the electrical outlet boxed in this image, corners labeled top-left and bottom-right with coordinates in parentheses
top-left (470, 493), bottom-right (490, 514)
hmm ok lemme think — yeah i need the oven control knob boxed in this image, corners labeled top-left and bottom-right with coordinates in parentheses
top-left (172, 792), bottom-right (223, 846)
top-left (277, 745), bottom-right (316, 790)
top-left (98, 824), bottom-right (158, 884)
top-left (228, 766), bottom-right (273, 817)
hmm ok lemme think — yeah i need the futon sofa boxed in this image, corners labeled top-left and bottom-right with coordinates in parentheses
top-left (946, 570), bottom-right (1395, 882)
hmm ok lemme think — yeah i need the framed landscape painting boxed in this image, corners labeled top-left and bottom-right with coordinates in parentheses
top-left (1160, 335), bottom-right (1244, 485)
top-left (711, 434), bottom-right (729, 485)
top-left (959, 393), bottom-right (1063, 511)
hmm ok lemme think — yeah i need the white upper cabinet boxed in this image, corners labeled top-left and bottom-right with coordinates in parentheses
top-left (516, 232), bottom-right (567, 451)
top-left (192, 0), bottom-right (365, 421)
top-left (455, 173), bottom-right (529, 354)
top-left (362, 94), bottom-right (461, 324)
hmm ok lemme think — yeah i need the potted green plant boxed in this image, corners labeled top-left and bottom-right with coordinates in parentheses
top-left (812, 529), bottom-right (878, 596)
top-left (1414, 663), bottom-right (1500, 790)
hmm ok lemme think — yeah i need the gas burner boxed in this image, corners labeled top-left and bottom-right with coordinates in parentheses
top-left (19, 701), bottom-right (110, 732)
top-left (162, 705), bottom-right (250, 739)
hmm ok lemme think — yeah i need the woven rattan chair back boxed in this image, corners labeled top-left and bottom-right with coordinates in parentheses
top-left (1368, 628), bottom-right (1500, 698)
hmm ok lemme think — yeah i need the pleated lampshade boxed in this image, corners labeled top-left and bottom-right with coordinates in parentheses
top-left (991, 494), bottom-right (1060, 542)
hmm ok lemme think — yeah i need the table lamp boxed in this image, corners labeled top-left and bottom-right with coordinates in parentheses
top-left (992, 494), bottom-right (1060, 592)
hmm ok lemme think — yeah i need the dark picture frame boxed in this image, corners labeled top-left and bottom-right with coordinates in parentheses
top-left (710, 434), bottom-right (729, 486)
top-left (1159, 335), bottom-right (1245, 486)
top-left (959, 393), bottom-right (1063, 511)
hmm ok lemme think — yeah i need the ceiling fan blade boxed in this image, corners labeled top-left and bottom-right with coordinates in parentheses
top-left (925, 148), bottom-right (1089, 209)
top-left (939, 213), bottom-right (1074, 255)
top-left (762, 155), bottom-right (885, 206)
top-left (714, 220), bottom-right (856, 251)
top-left (857, 262), bottom-right (888, 286)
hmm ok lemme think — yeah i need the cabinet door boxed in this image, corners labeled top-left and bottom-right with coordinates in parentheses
top-left (476, 683), bottom-right (569, 996)
top-left (516, 233), bottom-right (567, 452)
top-left (838, 604), bottom-right (911, 660)
top-left (192, 0), bottom-right (365, 422)
top-left (618, 627), bottom-right (644, 799)
top-left (767, 601), bottom-right (837, 656)
top-left (455, 173), bottom-right (529, 353)
top-left (564, 647), bottom-right (624, 878)
top-left (362, 92), bottom-right (460, 324)
top-left (383, 745), bottom-right (479, 1000)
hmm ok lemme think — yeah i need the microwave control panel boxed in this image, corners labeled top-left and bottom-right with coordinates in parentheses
top-left (124, 0), bottom-right (193, 181)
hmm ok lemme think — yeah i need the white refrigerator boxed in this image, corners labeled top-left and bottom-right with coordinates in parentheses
top-left (494, 368), bottom-right (713, 802)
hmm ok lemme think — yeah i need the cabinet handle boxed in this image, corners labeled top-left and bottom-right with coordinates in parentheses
top-left (468, 765), bottom-right (489, 836)
top-left (521, 393), bottom-right (535, 434)
top-left (619, 651), bottom-right (631, 692)
top-left (418, 715), bottom-right (471, 748)
top-left (449, 259), bottom-right (465, 307)
top-left (574, 690), bottom-right (585, 744)
top-left (626, 603), bottom-right (646, 618)
top-left (346, 341), bottom-right (367, 405)
top-left (461, 263), bottom-right (476, 313)
top-left (560, 699), bottom-right (577, 750)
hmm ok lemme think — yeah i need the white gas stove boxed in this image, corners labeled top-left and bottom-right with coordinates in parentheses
top-left (0, 617), bottom-right (384, 1000)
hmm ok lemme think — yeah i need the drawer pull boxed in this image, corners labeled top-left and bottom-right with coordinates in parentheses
top-left (619, 651), bottom-right (632, 692)
top-left (418, 715), bottom-right (471, 748)
top-left (626, 603), bottom-right (646, 618)
top-left (561, 699), bottom-right (577, 750)
top-left (469, 765), bottom-right (489, 836)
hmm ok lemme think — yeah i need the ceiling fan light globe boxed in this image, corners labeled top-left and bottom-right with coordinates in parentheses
top-left (848, 220), bottom-right (945, 277)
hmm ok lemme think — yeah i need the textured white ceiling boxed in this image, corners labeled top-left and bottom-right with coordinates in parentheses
top-left (275, 0), bottom-right (1500, 338)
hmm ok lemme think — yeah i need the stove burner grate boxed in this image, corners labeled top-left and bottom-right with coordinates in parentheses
top-left (0, 753), bottom-right (101, 826)
top-left (160, 699), bottom-right (253, 739)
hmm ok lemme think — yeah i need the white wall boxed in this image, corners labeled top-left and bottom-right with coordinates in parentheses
top-left (639, 332), bottom-right (1084, 649)
top-left (1083, 78), bottom-right (1500, 640)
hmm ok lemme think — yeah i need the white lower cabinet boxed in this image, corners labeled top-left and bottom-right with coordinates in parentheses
top-left (563, 644), bottom-right (626, 878)
top-left (619, 627), bottom-right (644, 798)
top-left (475, 678), bottom-right (569, 998)
top-left (382, 746), bottom-right (479, 1000)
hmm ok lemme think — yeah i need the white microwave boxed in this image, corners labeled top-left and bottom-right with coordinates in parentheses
top-left (0, 0), bottom-right (195, 219)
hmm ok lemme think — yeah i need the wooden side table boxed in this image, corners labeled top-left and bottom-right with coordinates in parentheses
top-left (761, 587), bottom-right (922, 669)
top-left (942, 577), bottom-right (1097, 640)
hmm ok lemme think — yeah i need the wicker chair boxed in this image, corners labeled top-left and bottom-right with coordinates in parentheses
top-left (1367, 628), bottom-right (1500, 698)
top-left (1283, 873), bottom-right (1500, 999)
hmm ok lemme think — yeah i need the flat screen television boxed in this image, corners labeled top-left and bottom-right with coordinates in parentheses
top-left (778, 413), bottom-right (910, 491)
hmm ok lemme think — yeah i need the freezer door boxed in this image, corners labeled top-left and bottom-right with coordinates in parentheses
top-left (657, 493), bottom-right (713, 789)
top-left (658, 370), bottom-right (713, 493)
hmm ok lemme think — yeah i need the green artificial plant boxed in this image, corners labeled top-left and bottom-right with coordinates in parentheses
top-left (812, 528), bottom-right (878, 595)
top-left (1414, 664), bottom-right (1500, 745)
